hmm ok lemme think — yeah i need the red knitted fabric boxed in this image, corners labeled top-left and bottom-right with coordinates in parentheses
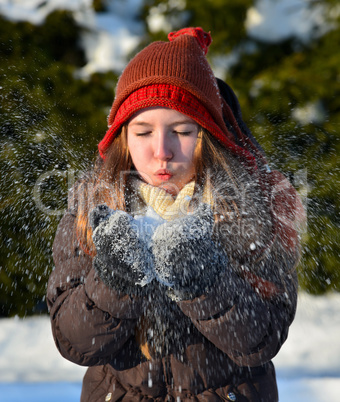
top-left (98, 27), bottom-right (255, 167)
top-left (168, 27), bottom-right (212, 55)
top-left (99, 84), bottom-right (254, 165)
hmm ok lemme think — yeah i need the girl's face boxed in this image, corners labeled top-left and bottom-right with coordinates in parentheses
top-left (127, 107), bottom-right (199, 195)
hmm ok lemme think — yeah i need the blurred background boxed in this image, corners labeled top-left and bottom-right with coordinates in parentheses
top-left (0, 0), bottom-right (339, 320)
top-left (0, 1), bottom-right (339, 400)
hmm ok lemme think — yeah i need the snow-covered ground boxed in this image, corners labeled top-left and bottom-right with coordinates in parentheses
top-left (0, 292), bottom-right (339, 401)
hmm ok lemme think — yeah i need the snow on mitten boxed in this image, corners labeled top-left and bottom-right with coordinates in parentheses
top-left (152, 204), bottom-right (228, 300)
top-left (89, 205), bottom-right (154, 294)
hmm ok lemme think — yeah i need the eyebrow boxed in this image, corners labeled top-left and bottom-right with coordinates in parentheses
top-left (128, 122), bottom-right (152, 127)
top-left (171, 120), bottom-right (197, 126)
top-left (129, 120), bottom-right (197, 127)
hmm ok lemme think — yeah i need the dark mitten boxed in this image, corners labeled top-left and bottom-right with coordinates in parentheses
top-left (89, 205), bottom-right (154, 294)
top-left (89, 204), bottom-right (112, 229)
top-left (152, 204), bottom-right (228, 300)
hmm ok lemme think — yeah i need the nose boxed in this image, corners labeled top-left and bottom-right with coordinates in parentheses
top-left (153, 132), bottom-right (173, 161)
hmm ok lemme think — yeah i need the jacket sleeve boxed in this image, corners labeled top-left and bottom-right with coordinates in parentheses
top-left (177, 245), bottom-right (298, 367)
top-left (177, 169), bottom-right (302, 367)
top-left (47, 210), bottom-right (143, 367)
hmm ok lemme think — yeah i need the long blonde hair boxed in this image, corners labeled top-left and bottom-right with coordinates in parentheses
top-left (75, 126), bottom-right (131, 255)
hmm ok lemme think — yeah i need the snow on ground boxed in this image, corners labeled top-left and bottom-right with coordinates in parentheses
top-left (273, 292), bottom-right (340, 379)
top-left (0, 292), bottom-right (339, 401)
top-left (0, 315), bottom-right (86, 383)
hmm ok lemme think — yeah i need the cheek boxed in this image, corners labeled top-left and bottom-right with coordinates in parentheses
top-left (181, 137), bottom-right (198, 161)
top-left (128, 138), bottom-right (151, 169)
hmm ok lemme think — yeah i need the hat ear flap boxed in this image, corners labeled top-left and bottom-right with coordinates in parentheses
top-left (216, 78), bottom-right (266, 158)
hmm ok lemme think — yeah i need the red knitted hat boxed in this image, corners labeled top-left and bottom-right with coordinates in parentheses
top-left (98, 27), bottom-right (255, 165)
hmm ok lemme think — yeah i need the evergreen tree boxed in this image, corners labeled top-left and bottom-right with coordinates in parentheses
top-left (229, 1), bottom-right (340, 293)
top-left (0, 10), bottom-right (117, 316)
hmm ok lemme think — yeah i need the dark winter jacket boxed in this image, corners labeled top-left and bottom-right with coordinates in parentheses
top-left (47, 175), bottom-right (299, 402)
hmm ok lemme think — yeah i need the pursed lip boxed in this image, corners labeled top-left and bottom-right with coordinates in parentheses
top-left (154, 169), bottom-right (173, 181)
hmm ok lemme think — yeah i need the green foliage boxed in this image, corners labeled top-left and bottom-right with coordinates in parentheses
top-left (142, 0), bottom-right (252, 53)
top-left (231, 24), bottom-right (340, 294)
top-left (92, 0), bottom-right (108, 12)
top-left (185, 0), bottom-right (252, 52)
top-left (0, 11), bottom-right (117, 316)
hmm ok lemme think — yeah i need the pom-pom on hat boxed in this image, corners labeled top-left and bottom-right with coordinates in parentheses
top-left (98, 27), bottom-right (256, 166)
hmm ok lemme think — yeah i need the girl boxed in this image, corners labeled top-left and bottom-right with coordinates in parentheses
top-left (47, 27), bottom-right (303, 401)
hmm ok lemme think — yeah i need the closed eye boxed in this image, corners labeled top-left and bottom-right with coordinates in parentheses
top-left (135, 132), bottom-right (152, 136)
top-left (173, 131), bottom-right (192, 136)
